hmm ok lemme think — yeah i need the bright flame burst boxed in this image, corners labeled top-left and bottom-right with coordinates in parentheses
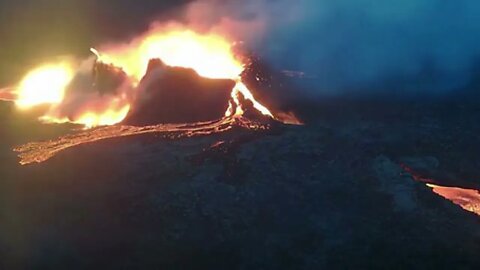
top-left (94, 30), bottom-right (244, 81)
top-left (16, 63), bottom-right (73, 109)
top-left (72, 107), bottom-right (131, 129)
top-left (93, 29), bottom-right (273, 118)
top-left (41, 104), bottom-right (131, 129)
top-left (9, 28), bottom-right (276, 128)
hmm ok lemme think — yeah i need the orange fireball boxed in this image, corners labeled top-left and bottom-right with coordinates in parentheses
top-left (15, 63), bottom-right (73, 109)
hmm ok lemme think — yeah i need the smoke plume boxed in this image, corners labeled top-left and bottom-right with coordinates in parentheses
top-left (2, 0), bottom-right (480, 98)
top-left (179, 0), bottom-right (480, 97)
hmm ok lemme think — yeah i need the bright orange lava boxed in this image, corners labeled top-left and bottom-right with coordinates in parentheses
top-left (92, 29), bottom-right (274, 119)
top-left (93, 30), bottom-right (244, 81)
top-left (402, 165), bottom-right (480, 216)
top-left (41, 104), bottom-right (131, 129)
top-left (427, 184), bottom-right (480, 216)
top-left (7, 28), bottom-right (278, 127)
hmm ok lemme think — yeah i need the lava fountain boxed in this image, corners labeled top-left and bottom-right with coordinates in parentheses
top-left (1, 26), bottom-right (300, 165)
top-left (91, 29), bottom-right (274, 119)
top-left (6, 28), bottom-right (277, 127)
top-left (15, 63), bottom-right (74, 109)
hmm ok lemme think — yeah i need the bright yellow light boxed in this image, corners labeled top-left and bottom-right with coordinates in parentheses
top-left (94, 29), bottom-right (274, 119)
top-left (11, 28), bottom-right (276, 128)
top-left (16, 63), bottom-right (73, 109)
top-left (232, 81), bottom-right (273, 117)
top-left (95, 30), bottom-right (244, 82)
top-left (74, 105), bottom-right (131, 129)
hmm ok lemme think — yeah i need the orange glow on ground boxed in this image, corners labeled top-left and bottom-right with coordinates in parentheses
top-left (73, 105), bottom-right (131, 129)
top-left (3, 27), bottom-right (300, 129)
top-left (427, 184), bottom-right (480, 216)
top-left (231, 81), bottom-right (273, 117)
top-left (14, 116), bottom-right (269, 165)
top-left (402, 165), bottom-right (480, 217)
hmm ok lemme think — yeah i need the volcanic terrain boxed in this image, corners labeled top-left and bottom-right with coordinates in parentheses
top-left (1, 97), bottom-right (480, 269)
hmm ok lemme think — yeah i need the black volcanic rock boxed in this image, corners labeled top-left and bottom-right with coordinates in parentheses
top-left (123, 59), bottom-right (234, 125)
top-left (241, 56), bottom-right (298, 115)
top-left (2, 99), bottom-right (480, 269)
top-left (92, 62), bottom-right (129, 95)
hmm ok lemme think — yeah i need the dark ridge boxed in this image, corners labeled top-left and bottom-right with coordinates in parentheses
top-left (92, 62), bottom-right (130, 95)
top-left (241, 56), bottom-right (298, 115)
top-left (123, 59), bottom-right (234, 125)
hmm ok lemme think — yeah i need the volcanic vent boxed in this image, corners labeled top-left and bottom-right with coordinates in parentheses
top-left (1, 27), bottom-right (300, 165)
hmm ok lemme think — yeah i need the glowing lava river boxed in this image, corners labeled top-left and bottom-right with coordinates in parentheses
top-left (14, 116), bottom-right (269, 165)
top-left (426, 184), bottom-right (480, 216)
top-left (402, 165), bottom-right (480, 216)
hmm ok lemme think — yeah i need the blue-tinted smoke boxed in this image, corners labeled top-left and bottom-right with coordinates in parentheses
top-left (3, 0), bottom-right (480, 97)
top-left (214, 0), bottom-right (480, 96)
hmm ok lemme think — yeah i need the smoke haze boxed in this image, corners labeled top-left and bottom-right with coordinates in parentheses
top-left (1, 0), bottom-right (480, 97)
top-left (181, 0), bottom-right (480, 96)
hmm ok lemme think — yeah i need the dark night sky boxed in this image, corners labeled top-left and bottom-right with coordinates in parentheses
top-left (1, 0), bottom-right (480, 97)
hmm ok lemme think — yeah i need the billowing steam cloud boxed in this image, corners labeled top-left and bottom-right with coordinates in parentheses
top-left (180, 0), bottom-right (480, 96)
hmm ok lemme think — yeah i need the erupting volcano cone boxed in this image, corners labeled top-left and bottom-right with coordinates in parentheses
top-left (123, 59), bottom-right (234, 125)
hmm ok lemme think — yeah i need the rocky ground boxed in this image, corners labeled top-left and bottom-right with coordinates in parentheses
top-left (0, 100), bottom-right (479, 269)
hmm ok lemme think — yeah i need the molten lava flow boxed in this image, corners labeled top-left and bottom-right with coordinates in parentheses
top-left (231, 81), bottom-right (273, 117)
top-left (1, 27), bottom-right (303, 165)
top-left (426, 184), bottom-right (480, 216)
top-left (402, 165), bottom-right (480, 216)
top-left (14, 116), bottom-right (269, 165)
top-left (15, 63), bottom-right (73, 109)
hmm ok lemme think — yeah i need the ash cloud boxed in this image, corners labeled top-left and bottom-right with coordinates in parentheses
top-left (182, 0), bottom-right (480, 97)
